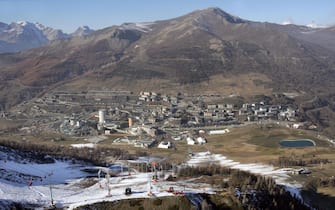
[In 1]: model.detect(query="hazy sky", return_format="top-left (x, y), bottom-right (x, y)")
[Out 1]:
top-left (1, 0), bottom-right (334, 33)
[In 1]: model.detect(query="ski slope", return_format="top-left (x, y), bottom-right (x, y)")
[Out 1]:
top-left (0, 148), bottom-right (302, 209)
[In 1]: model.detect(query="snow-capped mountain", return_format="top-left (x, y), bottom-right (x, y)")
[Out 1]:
top-left (35, 22), bottom-right (70, 40)
top-left (0, 21), bottom-right (94, 53)
top-left (305, 21), bottom-right (327, 29)
top-left (0, 21), bottom-right (48, 51)
top-left (71, 25), bottom-right (94, 37)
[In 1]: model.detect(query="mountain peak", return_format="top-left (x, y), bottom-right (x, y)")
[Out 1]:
top-left (16, 20), bottom-right (29, 26)
top-left (77, 25), bottom-right (91, 30)
top-left (196, 7), bottom-right (245, 24)
top-left (204, 7), bottom-right (227, 14)
top-left (72, 25), bottom-right (94, 37)
top-left (0, 21), bottom-right (69, 53)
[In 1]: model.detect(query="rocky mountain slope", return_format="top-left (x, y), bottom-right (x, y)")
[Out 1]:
top-left (0, 8), bottom-right (335, 112)
top-left (71, 25), bottom-right (95, 37)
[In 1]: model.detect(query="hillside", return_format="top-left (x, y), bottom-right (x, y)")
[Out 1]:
top-left (1, 7), bottom-right (335, 134)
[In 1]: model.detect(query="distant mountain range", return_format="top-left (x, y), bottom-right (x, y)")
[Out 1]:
top-left (0, 21), bottom-right (94, 53)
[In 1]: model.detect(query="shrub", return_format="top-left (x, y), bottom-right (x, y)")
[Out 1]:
top-left (129, 199), bottom-right (141, 207)
top-left (168, 205), bottom-right (179, 210)
top-left (153, 198), bottom-right (162, 206)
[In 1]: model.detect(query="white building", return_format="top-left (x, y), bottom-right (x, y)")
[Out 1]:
top-left (98, 109), bottom-right (106, 124)
top-left (172, 136), bottom-right (182, 141)
top-left (196, 137), bottom-right (207, 144)
top-left (158, 141), bottom-right (172, 149)
top-left (186, 137), bottom-right (196, 145)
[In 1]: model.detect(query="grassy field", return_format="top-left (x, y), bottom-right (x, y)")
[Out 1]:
top-left (2, 123), bottom-right (334, 167)
top-left (203, 124), bottom-right (334, 163)
top-left (202, 124), bottom-right (335, 198)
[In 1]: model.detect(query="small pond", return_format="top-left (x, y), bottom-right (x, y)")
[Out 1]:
top-left (279, 139), bottom-right (316, 148)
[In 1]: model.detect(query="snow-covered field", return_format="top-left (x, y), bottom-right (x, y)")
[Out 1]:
top-left (71, 143), bottom-right (95, 148)
top-left (186, 151), bottom-right (302, 199)
top-left (0, 147), bottom-right (302, 209)
top-left (0, 148), bottom-right (213, 209)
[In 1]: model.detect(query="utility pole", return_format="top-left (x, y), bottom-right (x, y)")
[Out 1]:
top-left (106, 172), bottom-right (111, 197)
top-left (49, 185), bottom-right (54, 206)
top-left (48, 172), bottom-right (54, 206)
top-left (98, 169), bottom-right (103, 189)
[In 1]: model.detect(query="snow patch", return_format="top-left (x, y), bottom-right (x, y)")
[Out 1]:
top-left (71, 143), bottom-right (95, 148)
top-left (16, 21), bottom-right (28, 26)
top-left (120, 22), bottom-right (154, 33)
top-left (306, 21), bottom-right (327, 28)
top-left (186, 152), bottom-right (302, 198)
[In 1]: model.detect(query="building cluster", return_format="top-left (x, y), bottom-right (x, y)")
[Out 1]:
top-left (85, 91), bottom-right (297, 149)
top-left (139, 92), bottom-right (180, 104)
top-left (238, 102), bottom-right (296, 122)
top-left (12, 90), bottom-right (300, 149)
top-left (59, 114), bottom-right (92, 136)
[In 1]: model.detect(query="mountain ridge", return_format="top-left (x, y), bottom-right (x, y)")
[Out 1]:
top-left (0, 21), bottom-right (94, 53)
top-left (0, 7), bottom-right (335, 104)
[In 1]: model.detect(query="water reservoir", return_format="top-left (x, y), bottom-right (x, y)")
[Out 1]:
top-left (279, 139), bottom-right (316, 148)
